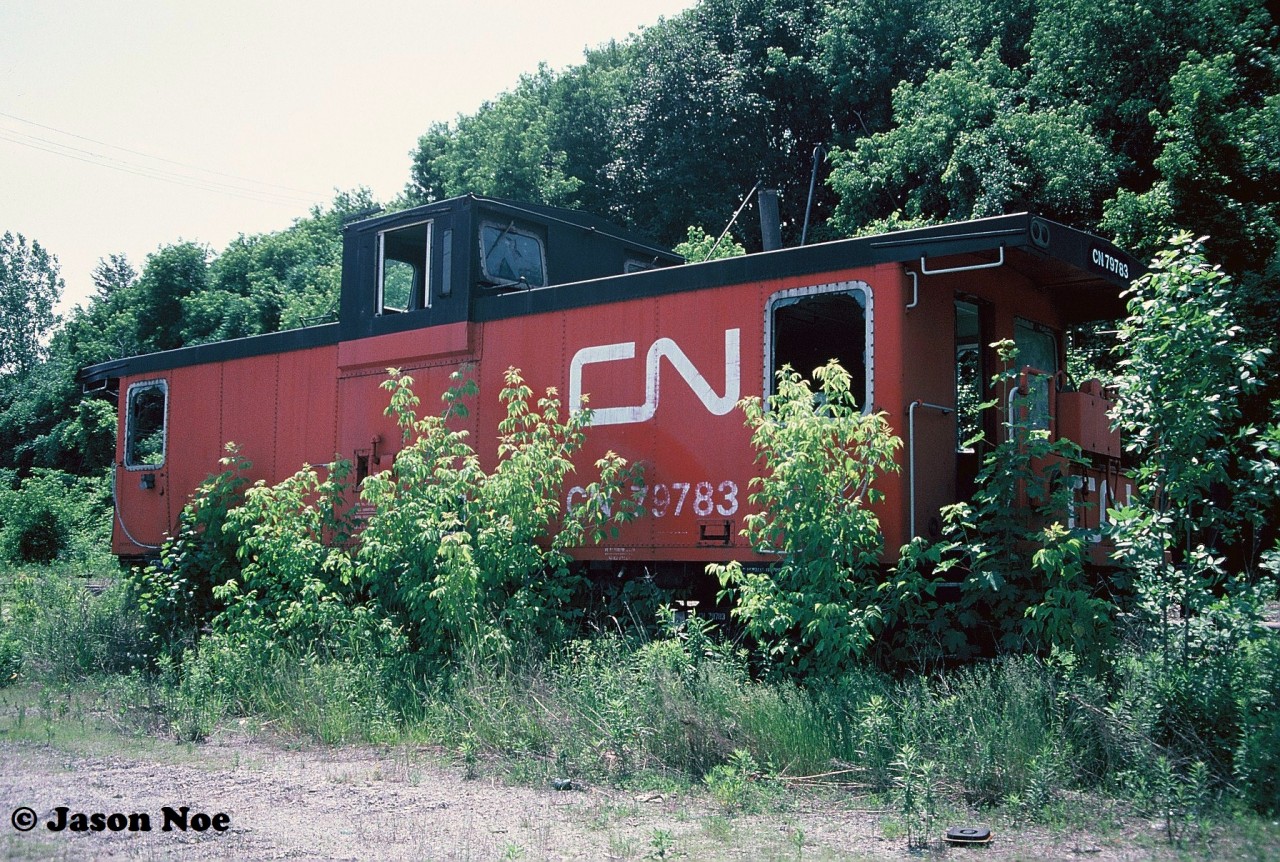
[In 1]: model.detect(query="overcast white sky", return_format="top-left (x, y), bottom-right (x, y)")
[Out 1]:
top-left (0, 1), bottom-right (693, 313)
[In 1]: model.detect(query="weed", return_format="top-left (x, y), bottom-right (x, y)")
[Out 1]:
top-left (789, 825), bottom-right (806, 860)
top-left (459, 731), bottom-right (480, 780)
top-left (701, 815), bottom-right (733, 842)
top-left (891, 743), bottom-right (939, 850)
top-left (608, 832), bottom-right (640, 859)
top-left (704, 748), bottom-right (766, 813)
top-left (647, 828), bottom-right (676, 859)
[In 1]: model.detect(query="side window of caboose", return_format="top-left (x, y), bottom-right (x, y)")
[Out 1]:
top-left (955, 300), bottom-right (984, 448)
top-left (479, 221), bottom-right (546, 288)
top-left (1013, 318), bottom-right (1058, 431)
top-left (125, 380), bottom-right (167, 469)
top-left (378, 220), bottom-right (432, 314)
top-left (768, 285), bottom-right (870, 409)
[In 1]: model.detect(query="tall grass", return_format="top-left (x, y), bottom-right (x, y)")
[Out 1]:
top-left (4, 564), bottom-right (1277, 818)
top-left (0, 563), bottom-right (141, 682)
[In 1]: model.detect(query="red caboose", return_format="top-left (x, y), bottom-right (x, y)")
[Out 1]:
top-left (79, 194), bottom-right (1138, 578)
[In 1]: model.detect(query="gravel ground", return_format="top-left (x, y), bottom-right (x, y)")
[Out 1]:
top-left (0, 730), bottom-right (1272, 861)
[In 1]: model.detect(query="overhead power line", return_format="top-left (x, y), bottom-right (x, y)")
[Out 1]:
top-left (0, 110), bottom-right (329, 207)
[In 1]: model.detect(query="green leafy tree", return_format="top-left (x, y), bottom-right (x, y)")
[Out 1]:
top-left (672, 226), bottom-right (746, 262)
top-left (541, 42), bottom-right (638, 222)
top-left (0, 232), bottom-right (62, 377)
top-left (1101, 50), bottom-right (1280, 354)
top-left (194, 190), bottom-right (375, 341)
top-left (816, 0), bottom-right (944, 136)
top-left (610, 0), bottom-right (830, 247)
top-left (827, 45), bottom-right (1118, 232)
top-left (405, 121), bottom-right (454, 205)
top-left (1027, 0), bottom-right (1272, 181)
top-left (711, 361), bottom-right (901, 679)
top-left (132, 242), bottom-right (210, 353)
top-left (0, 253), bottom-right (140, 475)
top-left (405, 68), bottom-right (582, 208)
top-left (354, 368), bottom-right (641, 667)
top-left (1110, 235), bottom-right (1274, 597)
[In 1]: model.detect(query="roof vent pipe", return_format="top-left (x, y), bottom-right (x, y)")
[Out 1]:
top-left (758, 189), bottom-right (781, 251)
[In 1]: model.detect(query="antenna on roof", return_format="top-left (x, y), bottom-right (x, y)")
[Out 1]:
top-left (705, 181), bottom-right (760, 261)
top-left (800, 144), bottom-right (826, 246)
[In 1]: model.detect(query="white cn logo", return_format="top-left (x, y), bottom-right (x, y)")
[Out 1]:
top-left (569, 329), bottom-right (741, 426)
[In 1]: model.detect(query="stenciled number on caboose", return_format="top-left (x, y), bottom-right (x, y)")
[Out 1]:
top-left (568, 329), bottom-right (741, 426)
top-left (566, 479), bottom-right (740, 519)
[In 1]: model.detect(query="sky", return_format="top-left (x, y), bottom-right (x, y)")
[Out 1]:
top-left (0, 0), bottom-right (694, 314)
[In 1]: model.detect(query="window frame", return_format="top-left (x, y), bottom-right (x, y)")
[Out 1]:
top-left (123, 378), bottom-right (169, 471)
top-left (377, 218), bottom-right (433, 315)
top-left (763, 280), bottom-right (874, 412)
top-left (1012, 317), bottom-right (1060, 432)
top-left (478, 220), bottom-right (548, 288)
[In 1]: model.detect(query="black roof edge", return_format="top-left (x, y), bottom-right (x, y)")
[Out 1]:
top-left (473, 212), bottom-right (1141, 322)
top-left (341, 193), bottom-right (682, 262)
top-left (77, 212), bottom-right (1139, 385)
top-left (77, 322), bottom-right (342, 387)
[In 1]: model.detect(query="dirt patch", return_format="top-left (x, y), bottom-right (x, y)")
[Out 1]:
top-left (0, 731), bottom-right (1263, 861)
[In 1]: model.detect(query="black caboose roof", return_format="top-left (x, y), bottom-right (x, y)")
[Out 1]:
top-left (78, 202), bottom-right (1139, 388)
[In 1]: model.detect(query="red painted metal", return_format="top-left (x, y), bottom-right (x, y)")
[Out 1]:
top-left (99, 205), bottom-right (1135, 573)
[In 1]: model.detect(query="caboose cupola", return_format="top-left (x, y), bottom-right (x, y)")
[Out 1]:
top-left (337, 194), bottom-right (683, 341)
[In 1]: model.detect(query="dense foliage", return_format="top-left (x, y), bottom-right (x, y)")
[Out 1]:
top-left (132, 368), bottom-right (641, 674)
top-left (711, 361), bottom-right (900, 678)
top-left (0, 231), bottom-right (62, 377)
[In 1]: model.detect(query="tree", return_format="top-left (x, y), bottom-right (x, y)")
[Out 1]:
top-left (711, 361), bottom-right (901, 679)
top-left (405, 121), bottom-right (454, 205)
top-left (610, 0), bottom-right (830, 247)
top-left (816, 0), bottom-right (944, 137)
top-left (404, 68), bottom-right (582, 209)
top-left (1112, 235), bottom-right (1274, 570)
top-left (672, 225), bottom-right (746, 262)
top-left (1101, 52), bottom-right (1280, 345)
top-left (90, 254), bottom-right (137, 300)
top-left (0, 232), bottom-right (62, 376)
top-left (826, 45), bottom-right (1119, 232)
top-left (132, 242), bottom-right (210, 353)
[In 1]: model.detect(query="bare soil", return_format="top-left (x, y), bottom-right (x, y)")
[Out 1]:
top-left (3, 727), bottom-right (1269, 862)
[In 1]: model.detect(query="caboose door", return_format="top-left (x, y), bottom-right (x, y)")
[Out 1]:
top-left (114, 378), bottom-right (171, 555)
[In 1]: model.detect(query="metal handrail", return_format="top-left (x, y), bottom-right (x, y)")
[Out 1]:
top-left (908, 399), bottom-right (954, 538)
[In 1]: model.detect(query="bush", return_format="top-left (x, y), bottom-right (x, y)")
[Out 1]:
top-left (129, 445), bottom-right (250, 661)
top-left (134, 367), bottom-right (643, 689)
top-left (0, 565), bottom-right (144, 684)
top-left (0, 469), bottom-right (112, 566)
top-left (353, 366), bottom-right (642, 669)
top-left (711, 361), bottom-right (901, 679)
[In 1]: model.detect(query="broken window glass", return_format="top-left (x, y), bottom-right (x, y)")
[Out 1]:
top-left (769, 286), bottom-right (870, 409)
top-left (480, 222), bottom-right (546, 287)
top-left (125, 381), bottom-right (167, 468)
top-left (378, 220), bottom-right (432, 313)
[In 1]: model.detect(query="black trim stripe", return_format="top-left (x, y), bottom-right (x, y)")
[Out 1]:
top-left (78, 211), bottom-right (1139, 386)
